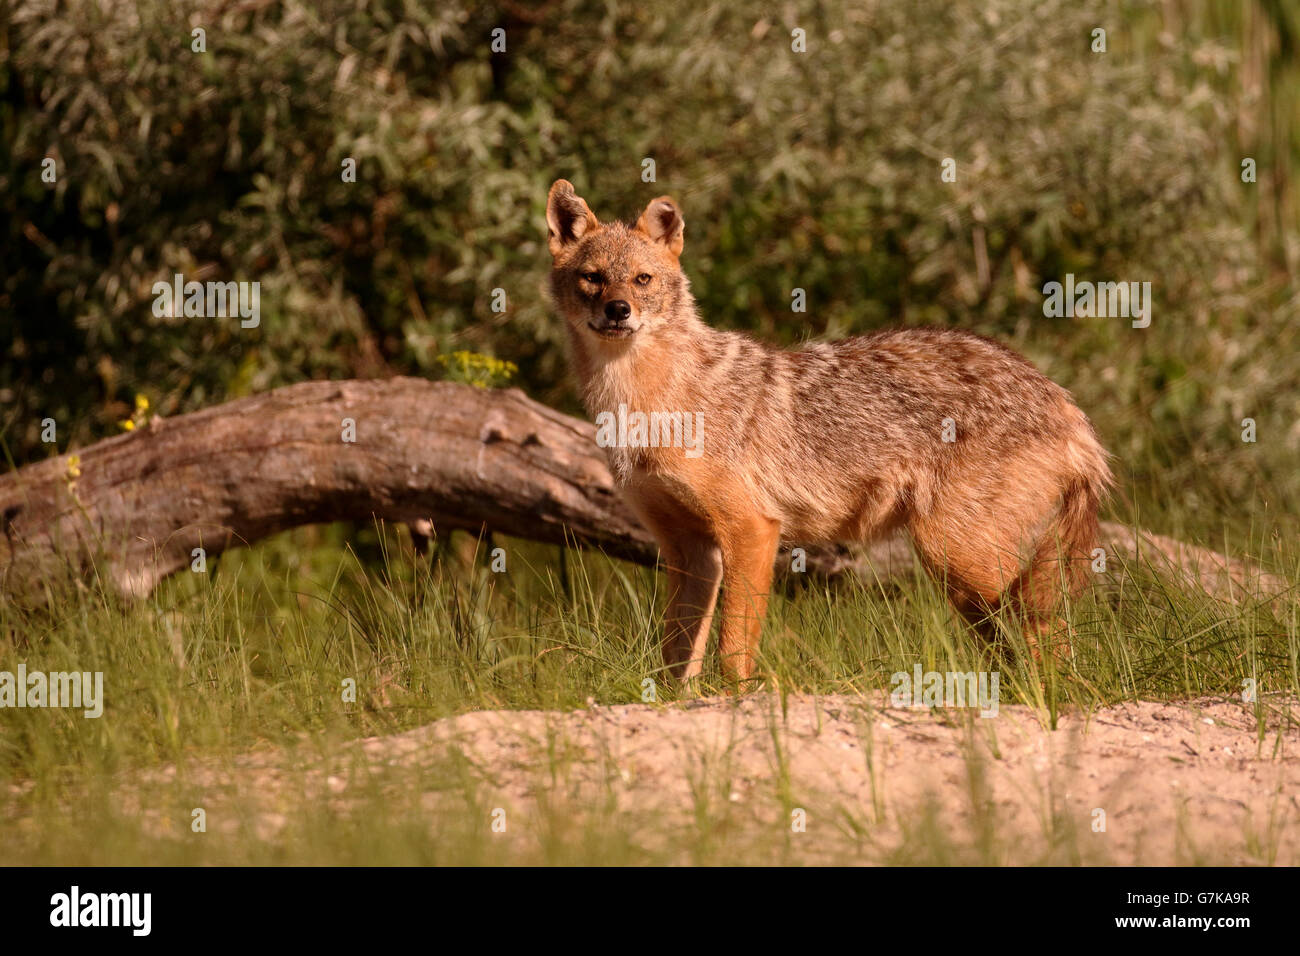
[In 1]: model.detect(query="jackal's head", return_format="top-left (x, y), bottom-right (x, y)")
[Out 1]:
top-left (546, 180), bottom-right (689, 346)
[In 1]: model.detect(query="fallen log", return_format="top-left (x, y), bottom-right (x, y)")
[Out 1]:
top-left (0, 377), bottom-right (1286, 604)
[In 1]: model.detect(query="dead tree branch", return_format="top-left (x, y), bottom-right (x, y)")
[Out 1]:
top-left (0, 378), bottom-right (1286, 604)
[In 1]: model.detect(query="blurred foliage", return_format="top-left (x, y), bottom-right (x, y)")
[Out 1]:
top-left (1, 0), bottom-right (1297, 535)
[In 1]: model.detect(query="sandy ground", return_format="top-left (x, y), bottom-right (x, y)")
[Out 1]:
top-left (128, 691), bottom-right (1300, 864)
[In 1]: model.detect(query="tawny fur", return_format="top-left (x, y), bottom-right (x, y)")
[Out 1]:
top-left (546, 180), bottom-right (1113, 685)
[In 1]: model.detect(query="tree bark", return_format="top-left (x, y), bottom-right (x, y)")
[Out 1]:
top-left (0, 377), bottom-right (1284, 603)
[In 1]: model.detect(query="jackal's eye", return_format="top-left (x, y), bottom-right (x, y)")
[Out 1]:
top-left (635, 273), bottom-right (652, 285)
top-left (580, 271), bottom-right (602, 284)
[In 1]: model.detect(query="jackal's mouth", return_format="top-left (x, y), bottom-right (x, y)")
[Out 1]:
top-left (587, 321), bottom-right (637, 340)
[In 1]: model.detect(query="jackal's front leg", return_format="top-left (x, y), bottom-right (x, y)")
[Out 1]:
top-left (659, 532), bottom-right (723, 685)
top-left (635, 496), bottom-right (723, 685)
top-left (716, 513), bottom-right (782, 687)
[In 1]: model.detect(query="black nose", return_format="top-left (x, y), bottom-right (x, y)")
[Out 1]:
top-left (604, 300), bottom-right (632, 322)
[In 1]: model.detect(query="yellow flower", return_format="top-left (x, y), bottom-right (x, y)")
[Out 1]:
top-left (120, 394), bottom-right (150, 431)
top-left (435, 350), bottom-right (517, 388)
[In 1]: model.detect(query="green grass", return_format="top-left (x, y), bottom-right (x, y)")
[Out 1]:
top-left (1, 513), bottom-right (1295, 865)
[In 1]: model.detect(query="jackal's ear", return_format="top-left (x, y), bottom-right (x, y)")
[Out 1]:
top-left (635, 196), bottom-right (685, 256)
top-left (546, 180), bottom-right (599, 257)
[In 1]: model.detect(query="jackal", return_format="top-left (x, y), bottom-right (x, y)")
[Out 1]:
top-left (546, 179), bottom-right (1112, 685)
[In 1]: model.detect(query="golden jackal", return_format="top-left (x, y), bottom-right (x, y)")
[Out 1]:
top-left (546, 180), bottom-right (1112, 685)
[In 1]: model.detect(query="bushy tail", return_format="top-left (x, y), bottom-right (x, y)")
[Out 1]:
top-left (1015, 431), bottom-right (1113, 616)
